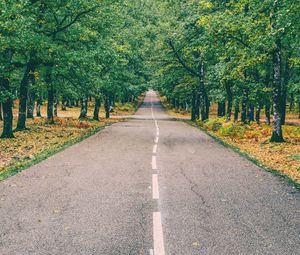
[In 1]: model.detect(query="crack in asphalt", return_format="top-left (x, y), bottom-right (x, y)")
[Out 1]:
top-left (180, 168), bottom-right (209, 207)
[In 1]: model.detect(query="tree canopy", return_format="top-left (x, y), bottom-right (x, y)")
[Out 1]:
top-left (0, 0), bottom-right (299, 141)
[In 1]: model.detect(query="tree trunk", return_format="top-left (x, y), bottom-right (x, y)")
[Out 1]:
top-left (202, 87), bottom-right (210, 121)
top-left (195, 93), bottom-right (200, 120)
top-left (27, 91), bottom-right (35, 119)
top-left (234, 102), bottom-right (239, 121)
top-left (248, 104), bottom-right (255, 122)
top-left (280, 55), bottom-right (290, 125)
top-left (198, 57), bottom-right (209, 121)
top-left (280, 87), bottom-right (287, 125)
top-left (104, 95), bottom-right (110, 119)
top-left (36, 96), bottom-right (42, 117)
top-left (16, 65), bottom-right (31, 130)
top-left (93, 97), bottom-right (101, 121)
top-left (191, 92), bottom-right (196, 121)
top-left (79, 97), bottom-right (88, 119)
top-left (289, 93), bottom-right (294, 112)
top-left (46, 66), bottom-right (54, 123)
top-left (225, 81), bottom-right (233, 122)
top-left (53, 90), bottom-right (58, 117)
top-left (270, 40), bottom-right (284, 142)
top-left (265, 103), bottom-right (271, 125)
top-left (1, 78), bottom-right (14, 138)
top-left (62, 96), bottom-right (67, 111)
top-left (0, 103), bottom-right (3, 121)
top-left (27, 68), bottom-right (36, 119)
top-left (270, 4), bottom-right (284, 142)
top-left (255, 106), bottom-right (261, 124)
top-left (217, 102), bottom-right (226, 117)
top-left (241, 90), bottom-right (248, 123)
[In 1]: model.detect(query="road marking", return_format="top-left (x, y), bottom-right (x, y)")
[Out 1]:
top-left (152, 156), bottom-right (157, 170)
top-left (150, 92), bottom-right (165, 255)
top-left (153, 144), bottom-right (157, 154)
top-left (152, 174), bottom-right (159, 199)
top-left (153, 212), bottom-right (166, 255)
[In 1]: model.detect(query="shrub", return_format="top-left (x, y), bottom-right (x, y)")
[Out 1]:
top-left (219, 123), bottom-right (244, 138)
top-left (203, 118), bottom-right (224, 131)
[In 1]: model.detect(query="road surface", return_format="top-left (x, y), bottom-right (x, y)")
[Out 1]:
top-left (0, 91), bottom-right (299, 255)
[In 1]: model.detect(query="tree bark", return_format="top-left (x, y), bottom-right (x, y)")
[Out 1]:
top-left (280, 54), bottom-right (290, 125)
top-left (104, 95), bottom-right (110, 119)
top-left (62, 96), bottom-right (67, 111)
top-left (53, 90), bottom-right (58, 117)
top-left (27, 68), bottom-right (36, 119)
top-left (1, 78), bottom-right (14, 138)
top-left (46, 66), bottom-right (54, 123)
top-left (36, 95), bottom-right (42, 117)
top-left (270, 4), bottom-right (284, 142)
top-left (79, 97), bottom-right (88, 119)
top-left (16, 64), bottom-right (32, 130)
top-left (202, 87), bottom-right (210, 121)
top-left (225, 80), bottom-right (233, 122)
top-left (255, 106), bottom-right (261, 124)
top-left (270, 40), bottom-right (284, 142)
top-left (241, 90), bottom-right (248, 123)
top-left (195, 92), bottom-right (200, 120)
top-left (27, 92), bottom-right (35, 119)
top-left (198, 56), bottom-right (209, 121)
top-left (248, 104), bottom-right (255, 122)
top-left (234, 102), bottom-right (239, 121)
top-left (265, 103), bottom-right (271, 125)
top-left (280, 86), bottom-right (287, 125)
top-left (0, 103), bottom-right (3, 121)
top-left (289, 93), bottom-right (294, 112)
top-left (93, 97), bottom-right (101, 121)
top-left (191, 92), bottom-right (196, 121)
top-left (217, 102), bottom-right (226, 117)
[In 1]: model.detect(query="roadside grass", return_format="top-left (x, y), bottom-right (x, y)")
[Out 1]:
top-left (0, 96), bottom-right (145, 181)
top-left (160, 97), bottom-right (300, 186)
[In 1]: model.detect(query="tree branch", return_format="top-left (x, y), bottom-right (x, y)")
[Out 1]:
top-left (168, 40), bottom-right (198, 77)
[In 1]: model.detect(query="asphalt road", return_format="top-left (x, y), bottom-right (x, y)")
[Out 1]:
top-left (0, 91), bottom-right (299, 255)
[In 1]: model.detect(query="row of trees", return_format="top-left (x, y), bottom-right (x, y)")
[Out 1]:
top-left (1, 1), bottom-right (299, 142)
top-left (0, 0), bottom-right (151, 138)
top-left (152, 0), bottom-right (300, 142)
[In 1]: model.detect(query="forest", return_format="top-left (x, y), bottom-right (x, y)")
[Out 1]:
top-left (0, 0), bottom-right (150, 139)
top-left (0, 0), bottom-right (299, 143)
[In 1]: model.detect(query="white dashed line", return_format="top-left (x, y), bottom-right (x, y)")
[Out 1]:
top-left (153, 212), bottom-right (166, 255)
top-left (152, 156), bottom-right (157, 170)
top-left (150, 92), bottom-right (165, 255)
top-left (152, 174), bottom-right (159, 199)
top-left (153, 144), bottom-right (157, 154)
